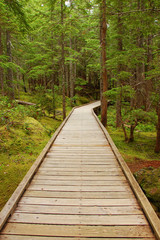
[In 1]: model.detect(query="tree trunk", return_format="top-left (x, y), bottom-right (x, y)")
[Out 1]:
top-left (116, 88), bottom-right (122, 127)
top-left (145, 34), bottom-right (153, 111)
top-left (100, 0), bottom-right (108, 127)
top-left (70, 38), bottom-right (74, 103)
top-left (61, 0), bottom-right (66, 120)
top-left (0, 27), bottom-right (4, 95)
top-left (128, 122), bottom-right (138, 143)
top-left (22, 74), bottom-right (27, 93)
top-left (155, 101), bottom-right (160, 153)
top-left (122, 123), bottom-right (128, 142)
top-left (116, 2), bottom-right (123, 127)
top-left (6, 30), bottom-right (14, 100)
top-left (135, 0), bottom-right (145, 108)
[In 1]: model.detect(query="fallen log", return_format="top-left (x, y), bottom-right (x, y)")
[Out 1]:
top-left (16, 100), bottom-right (36, 106)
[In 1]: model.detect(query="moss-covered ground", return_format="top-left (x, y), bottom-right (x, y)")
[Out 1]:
top-left (107, 105), bottom-right (160, 217)
top-left (0, 115), bottom-right (61, 210)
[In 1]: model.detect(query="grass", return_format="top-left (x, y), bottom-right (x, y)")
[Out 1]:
top-left (107, 105), bottom-right (160, 163)
top-left (107, 127), bottom-right (160, 163)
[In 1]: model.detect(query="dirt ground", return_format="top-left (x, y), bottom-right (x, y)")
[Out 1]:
top-left (127, 160), bottom-right (160, 173)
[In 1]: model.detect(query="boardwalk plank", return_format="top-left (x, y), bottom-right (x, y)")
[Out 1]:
top-left (15, 205), bottom-right (142, 215)
top-left (31, 179), bottom-right (128, 186)
top-left (28, 184), bottom-right (129, 192)
top-left (0, 236), bottom-right (156, 240)
top-left (34, 175), bottom-right (126, 181)
top-left (19, 197), bottom-right (138, 206)
top-left (1, 224), bottom-right (154, 238)
top-left (24, 190), bottom-right (133, 199)
top-left (9, 213), bottom-right (147, 225)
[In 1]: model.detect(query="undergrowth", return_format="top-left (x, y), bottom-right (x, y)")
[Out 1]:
top-left (107, 106), bottom-right (160, 162)
top-left (0, 95), bottom-right (62, 210)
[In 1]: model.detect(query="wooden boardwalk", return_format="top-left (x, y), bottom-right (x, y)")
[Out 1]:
top-left (0, 102), bottom-right (160, 239)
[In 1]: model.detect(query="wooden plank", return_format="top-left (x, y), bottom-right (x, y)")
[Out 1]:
top-left (28, 184), bottom-right (128, 192)
top-left (37, 171), bottom-right (123, 176)
top-left (31, 179), bottom-right (128, 186)
top-left (1, 223), bottom-right (155, 238)
top-left (38, 167), bottom-right (121, 172)
top-left (15, 204), bottom-right (142, 215)
top-left (34, 175), bottom-right (126, 181)
top-left (19, 197), bottom-right (138, 206)
top-left (0, 236), bottom-right (156, 240)
top-left (41, 162), bottom-right (119, 166)
top-left (9, 213), bottom-right (147, 225)
top-left (24, 190), bottom-right (133, 199)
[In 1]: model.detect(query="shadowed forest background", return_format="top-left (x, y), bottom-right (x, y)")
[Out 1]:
top-left (0, 0), bottom-right (160, 217)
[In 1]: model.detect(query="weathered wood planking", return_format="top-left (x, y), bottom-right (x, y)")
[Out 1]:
top-left (0, 237), bottom-right (156, 240)
top-left (1, 224), bottom-right (155, 238)
top-left (0, 101), bottom-right (159, 239)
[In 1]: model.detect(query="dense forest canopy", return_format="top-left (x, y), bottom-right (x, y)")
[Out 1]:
top-left (0, 0), bottom-right (160, 152)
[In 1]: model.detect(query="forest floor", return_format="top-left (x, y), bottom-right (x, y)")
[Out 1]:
top-left (107, 125), bottom-right (160, 218)
top-left (127, 160), bottom-right (160, 173)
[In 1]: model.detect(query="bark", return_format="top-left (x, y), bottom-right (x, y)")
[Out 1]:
top-left (100, 0), bottom-right (108, 127)
top-left (6, 30), bottom-right (14, 99)
top-left (155, 101), bottom-right (160, 153)
top-left (61, 0), bottom-right (66, 120)
top-left (135, 0), bottom-right (145, 108)
top-left (116, 2), bottom-right (123, 127)
top-left (22, 74), bottom-right (27, 93)
top-left (51, 5), bottom-right (56, 118)
top-left (128, 121), bottom-right (138, 143)
top-left (122, 123), bottom-right (128, 142)
top-left (145, 35), bottom-right (153, 111)
top-left (0, 27), bottom-right (4, 95)
top-left (70, 38), bottom-right (74, 102)
top-left (116, 87), bottom-right (122, 127)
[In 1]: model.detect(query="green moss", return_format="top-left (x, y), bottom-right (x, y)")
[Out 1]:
top-left (107, 127), bottom-right (160, 163)
top-left (134, 168), bottom-right (160, 212)
top-left (0, 115), bottom-right (61, 211)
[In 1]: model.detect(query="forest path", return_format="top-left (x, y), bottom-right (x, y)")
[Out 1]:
top-left (0, 102), bottom-right (159, 239)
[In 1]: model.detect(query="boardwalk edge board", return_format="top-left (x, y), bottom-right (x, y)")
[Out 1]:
top-left (92, 105), bottom-right (160, 240)
top-left (0, 107), bottom-right (76, 232)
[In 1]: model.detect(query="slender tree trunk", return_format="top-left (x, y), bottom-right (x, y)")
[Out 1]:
top-left (0, 27), bottom-right (4, 95)
top-left (70, 38), bottom-right (74, 102)
top-left (22, 74), bottom-right (27, 93)
top-left (100, 0), bottom-right (108, 127)
top-left (61, 0), bottom-right (66, 120)
top-left (135, 0), bottom-right (145, 108)
top-left (155, 101), bottom-right (160, 153)
top-left (51, 7), bottom-right (56, 118)
top-left (145, 34), bottom-right (153, 111)
top-left (122, 123), bottom-right (128, 142)
top-left (116, 2), bottom-right (123, 127)
top-left (116, 87), bottom-right (122, 127)
top-left (128, 121), bottom-right (138, 143)
top-left (6, 30), bottom-right (14, 99)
